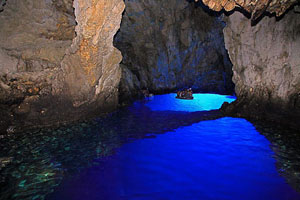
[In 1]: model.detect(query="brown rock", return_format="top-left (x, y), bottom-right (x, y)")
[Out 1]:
top-left (14, 102), bottom-right (30, 115)
top-left (62, 0), bottom-right (125, 106)
top-left (200, 0), bottom-right (298, 20)
top-left (222, 8), bottom-right (300, 125)
top-left (0, 0), bottom-right (125, 127)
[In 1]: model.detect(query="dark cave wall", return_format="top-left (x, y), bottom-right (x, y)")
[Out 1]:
top-left (222, 8), bottom-right (300, 124)
top-left (114, 0), bottom-right (234, 102)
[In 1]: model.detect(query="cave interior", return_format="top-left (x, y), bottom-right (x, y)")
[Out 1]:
top-left (0, 0), bottom-right (300, 199)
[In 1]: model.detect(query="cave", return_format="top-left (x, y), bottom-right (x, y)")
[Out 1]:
top-left (114, 0), bottom-right (235, 103)
top-left (0, 0), bottom-right (300, 199)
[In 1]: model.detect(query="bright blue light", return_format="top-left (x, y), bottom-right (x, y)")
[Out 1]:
top-left (143, 93), bottom-right (236, 112)
top-left (48, 94), bottom-right (300, 200)
top-left (49, 118), bottom-right (300, 200)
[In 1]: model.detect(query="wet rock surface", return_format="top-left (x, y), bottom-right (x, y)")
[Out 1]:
top-left (115, 0), bottom-right (234, 103)
top-left (221, 8), bottom-right (300, 127)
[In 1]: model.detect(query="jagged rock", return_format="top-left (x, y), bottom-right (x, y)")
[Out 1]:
top-left (222, 9), bottom-right (300, 126)
top-left (0, 0), bottom-right (76, 112)
top-left (199, 0), bottom-right (298, 22)
top-left (62, 0), bottom-right (125, 107)
top-left (115, 0), bottom-right (234, 101)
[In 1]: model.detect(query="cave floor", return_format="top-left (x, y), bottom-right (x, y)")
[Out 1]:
top-left (0, 94), bottom-right (300, 200)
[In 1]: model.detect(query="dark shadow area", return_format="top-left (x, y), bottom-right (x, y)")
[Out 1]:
top-left (114, 0), bottom-right (235, 105)
top-left (252, 120), bottom-right (300, 193)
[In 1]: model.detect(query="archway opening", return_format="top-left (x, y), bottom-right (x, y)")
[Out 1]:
top-left (113, 0), bottom-right (235, 104)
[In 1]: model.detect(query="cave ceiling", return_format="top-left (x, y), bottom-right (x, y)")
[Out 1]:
top-left (196, 0), bottom-right (299, 23)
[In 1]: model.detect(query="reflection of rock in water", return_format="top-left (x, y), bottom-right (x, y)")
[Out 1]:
top-left (1, 100), bottom-right (300, 199)
top-left (253, 121), bottom-right (300, 192)
top-left (0, 106), bottom-right (222, 199)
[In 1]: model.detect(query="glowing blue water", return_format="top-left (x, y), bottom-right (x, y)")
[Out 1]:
top-left (47, 94), bottom-right (300, 200)
top-left (143, 93), bottom-right (236, 111)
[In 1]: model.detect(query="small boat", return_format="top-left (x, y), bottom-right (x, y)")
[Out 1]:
top-left (176, 96), bottom-right (194, 100)
top-left (176, 89), bottom-right (194, 100)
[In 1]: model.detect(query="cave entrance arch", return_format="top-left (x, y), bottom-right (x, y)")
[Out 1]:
top-left (113, 0), bottom-right (235, 103)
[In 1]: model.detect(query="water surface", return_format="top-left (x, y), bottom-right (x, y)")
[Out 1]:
top-left (143, 93), bottom-right (235, 111)
top-left (0, 93), bottom-right (299, 200)
top-left (48, 117), bottom-right (300, 200)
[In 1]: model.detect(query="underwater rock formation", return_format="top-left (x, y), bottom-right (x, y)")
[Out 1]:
top-left (0, 0), bottom-right (125, 129)
top-left (221, 8), bottom-right (300, 127)
top-left (115, 0), bottom-right (234, 103)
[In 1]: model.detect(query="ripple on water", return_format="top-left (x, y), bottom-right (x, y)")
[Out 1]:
top-left (47, 117), bottom-right (300, 200)
top-left (0, 94), bottom-right (299, 200)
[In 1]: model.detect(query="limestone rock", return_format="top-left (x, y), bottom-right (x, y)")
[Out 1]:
top-left (62, 0), bottom-right (125, 107)
top-left (0, 0), bottom-right (76, 106)
top-left (199, 0), bottom-right (298, 22)
top-left (222, 9), bottom-right (300, 125)
top-left (0, 0), bottom-right (125, 128)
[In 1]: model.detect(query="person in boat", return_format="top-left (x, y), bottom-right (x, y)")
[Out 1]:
top-left (187, 88), bottom-right (193, 97)
top-left (176, 88), bottom-right (193, 99)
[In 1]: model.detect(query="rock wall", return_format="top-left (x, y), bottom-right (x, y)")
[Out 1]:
top-left (61, 0), bottom-right (124, 108)
top-left (0, 0), bottom-right (125, 129)
top-left (200, 0), bottom-right (298, 23)
top-left (0, 0), bottom-right (6, 12)
top-left (222, 9), bottom-right (300, 126)
top-left (115, 0), bottom-right (234, 103)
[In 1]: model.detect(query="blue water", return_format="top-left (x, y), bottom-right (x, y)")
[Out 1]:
top-left (47, 94), bottom-right (300, 200)
top-left (143, 93), bottom-right (236, 111)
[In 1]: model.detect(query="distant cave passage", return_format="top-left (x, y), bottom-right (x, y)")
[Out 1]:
top-left (114, 0), bottom-right (235, 103)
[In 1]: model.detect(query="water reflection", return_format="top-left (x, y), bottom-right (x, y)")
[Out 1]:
top-left (143, 93), bottom-right (236, 111)
top-left (47, 117), bottom-right (300, 200)
top-left (0, 94), bottom-right (299, 200)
